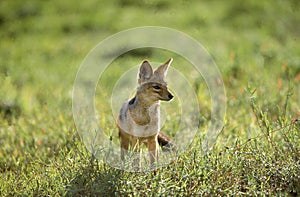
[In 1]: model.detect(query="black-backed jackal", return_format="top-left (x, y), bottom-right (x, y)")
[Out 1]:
top-left (117, 58), bottom-right (174, 169)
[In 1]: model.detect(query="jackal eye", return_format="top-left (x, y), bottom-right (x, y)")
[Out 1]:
top-left (152, 85), bottom-right (161, 90)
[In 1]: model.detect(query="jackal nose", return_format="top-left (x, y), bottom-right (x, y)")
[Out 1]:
top-left (168, 94), bottom-right (174, 100)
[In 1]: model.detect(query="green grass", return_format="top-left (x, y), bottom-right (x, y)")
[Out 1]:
top-left (1, 0), bottom-right (300, 196)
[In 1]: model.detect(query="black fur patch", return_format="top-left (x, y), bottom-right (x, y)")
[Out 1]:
top-left (119, 106), bottom-right (126, 120)
top-left (119, 113), bottom-right (124, 121)
top-left (129, 96), bottom-right (136, 105)
top-left (119, 101), bottom-right (128, 121)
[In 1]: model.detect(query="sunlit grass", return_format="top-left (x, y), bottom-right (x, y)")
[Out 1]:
top-left (0, 0), bottom-right (300, 195)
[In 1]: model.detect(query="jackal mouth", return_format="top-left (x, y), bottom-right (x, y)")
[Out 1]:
top-left (168, 93), bottom-right (174, 100)
top-left (160, 93), bottom-right (174, 101)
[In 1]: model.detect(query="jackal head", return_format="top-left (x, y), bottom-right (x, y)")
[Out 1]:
top-left (137, 58), bottom-right (174, 102)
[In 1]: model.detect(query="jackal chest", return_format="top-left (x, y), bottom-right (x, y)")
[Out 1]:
top-left (131, 120), bottom-right (159, 137)
top-left (119, 103), bottom-right (160, 137)
top-left (130, 104), bottom-right (159, 137)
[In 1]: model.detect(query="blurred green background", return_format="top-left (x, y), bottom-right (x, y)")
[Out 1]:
top-left (1, 0), bottom-right (299, 114)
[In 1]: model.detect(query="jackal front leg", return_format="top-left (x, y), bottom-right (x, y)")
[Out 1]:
top-left (148, 136), bottom-right (158, 167)
top-left (130, 137), bottom-right (141, 171)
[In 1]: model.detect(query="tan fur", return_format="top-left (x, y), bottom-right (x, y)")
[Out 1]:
top-left (118, 58), bottom-right (174, 169)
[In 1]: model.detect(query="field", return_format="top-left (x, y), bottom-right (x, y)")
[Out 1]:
top-left (1, 0), bottom-right (300, 196)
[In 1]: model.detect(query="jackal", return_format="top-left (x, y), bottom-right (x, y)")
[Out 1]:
top-left (117, 58), bottom-right (174, 168)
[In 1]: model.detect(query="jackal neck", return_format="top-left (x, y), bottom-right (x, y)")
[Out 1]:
top-left (128, 95), bottom-right (159, 125)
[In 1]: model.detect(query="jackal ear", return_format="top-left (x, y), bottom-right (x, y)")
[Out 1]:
top-left (139, 60), bottom-right (153, 82)
top-left (154, 58), bottom-right (173, 78)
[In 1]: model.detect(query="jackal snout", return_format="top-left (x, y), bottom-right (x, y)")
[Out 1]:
top-left (153, 83), bottom-right (173, 101)
top-left (137, 81), bottom-right (173, 103)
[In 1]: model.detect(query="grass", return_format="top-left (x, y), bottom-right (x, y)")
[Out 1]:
top-left (1, 0), bottom-right (300, 196)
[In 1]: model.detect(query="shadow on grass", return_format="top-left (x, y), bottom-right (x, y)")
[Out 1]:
top-left (65, 159), bottom-right (123, 197)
